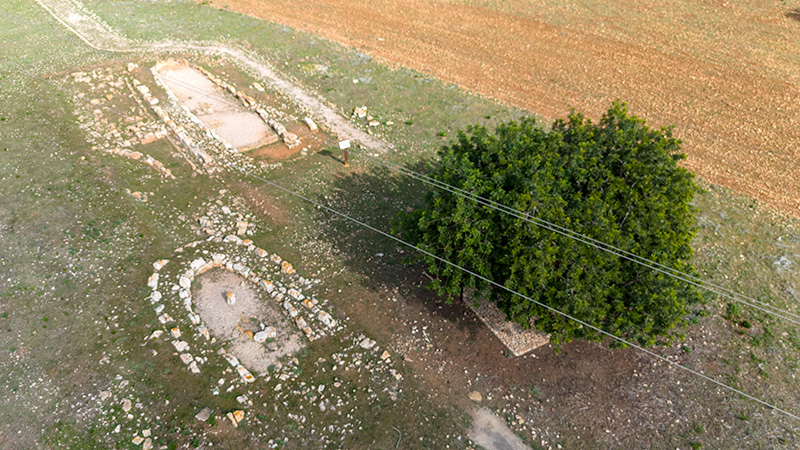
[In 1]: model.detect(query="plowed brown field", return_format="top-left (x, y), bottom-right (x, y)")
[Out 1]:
top-left (208, 0), bottom-right (800, 217)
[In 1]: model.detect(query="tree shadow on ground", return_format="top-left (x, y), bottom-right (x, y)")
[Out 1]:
top-left (786, 8), bottom-right (800, 22)
top-left (314, 158), bottom-right (484, 335)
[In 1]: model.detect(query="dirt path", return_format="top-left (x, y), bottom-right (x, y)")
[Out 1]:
top-left (34, 0), bottom-right (392, 153)
top-left (468, 407), bottom-right (532, 450)
top-left (206, 0), bottom-right (800, 218)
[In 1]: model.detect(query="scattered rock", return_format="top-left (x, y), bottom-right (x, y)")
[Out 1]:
top-left (253, 327), bottom-right (276, 343)
top-left (469, 391), bottom-right (483, 402)
top-left (233, 410), bottom-right (245, 423)
top-left (227, 412), bottom-right (238, 428)
top-left (172, 340), bottom-right (189, 352)
top-left (303, 117), bottom-right (318, 131)
top-left (195, 407), bottom-right (212, 422)
top-left (359, 337), bottom-right (376, 349)
top-left (122, 399), bottom-right (132, 412)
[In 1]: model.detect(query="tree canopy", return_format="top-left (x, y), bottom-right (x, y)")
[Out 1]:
top-left (396, 102), bottom-right (703, 348)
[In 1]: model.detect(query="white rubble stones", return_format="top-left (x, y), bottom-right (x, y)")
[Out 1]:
top-left (222, 352), bottom-right (240, 367)
top-left (253, 327), bottom-right (276, 343)
top-left (149, 291), bottom-right (162, 303)
top-left (259, 279), bottom-right (274, 293)
top-left (144, 201), bottom-right (349, 391)
top-left (172, 340), bottom-right (189, 352)
top-left (284, 301), bottom-right (299, 318)
top-left (190, 257), bottom-right (207, 272)
top-left (226, 291), bottom-right (237, 305)
top-left (303, 117), bottom-right (318, 131)
top-left (302, 298), bottom-right (317, 309)
top-left (318, 311), bottom-right (336, 328)
top-left (227, 410), bottom-right (246, 428)
top-left (236, 220), bottom-right (249, 235)
top-left (122, 398), bottom-right (132, 413)
top-left (147, 273), bottom-right (159, 289)
top-left (132, 436), bottom-right (144, 446)
top-left (142, 438), bottom-right (153, 450)
top-left (198, 325), bottom-right (210, 341)
top-left (359, 337), bottom-right (376, 349)
top-left (125, 189), bottom-right (148, 202)
top-left (237, 366), bottom-right (256, 383)
top-left (224, 234), bottom-right (242, 245)
top-left (157, 313), bottom-right (173, 324)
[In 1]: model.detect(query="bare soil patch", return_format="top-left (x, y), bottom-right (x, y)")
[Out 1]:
top-left (208, 0), bottom-right (800, 217)
top-left (469, 407), bottom-right (531, 450)
top-left (193, 268), bottom-right (303, 374)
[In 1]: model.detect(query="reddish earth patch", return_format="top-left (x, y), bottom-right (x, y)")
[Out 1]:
top-left (205, 0), bottom-right (800, 218)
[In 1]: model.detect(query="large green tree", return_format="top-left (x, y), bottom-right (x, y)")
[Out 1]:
top-left (396, 102), bottom-right (703, 347)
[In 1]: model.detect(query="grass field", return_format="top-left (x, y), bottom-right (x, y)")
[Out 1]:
top-left (1, 0), bottom-right (799, 448)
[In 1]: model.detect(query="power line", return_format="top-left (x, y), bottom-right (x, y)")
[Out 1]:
top-left (225, 161), bottom-right (800, 423)
top-left (3, 28), bottom-right (799, 424)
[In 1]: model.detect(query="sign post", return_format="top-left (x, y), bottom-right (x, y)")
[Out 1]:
top-left (338, 140), bottom-right (351, 167)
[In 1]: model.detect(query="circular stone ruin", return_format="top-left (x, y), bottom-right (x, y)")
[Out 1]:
top-left (145, 229), bottom-right (341, 385)
top-left (192, 267), bottom-right (303, 374)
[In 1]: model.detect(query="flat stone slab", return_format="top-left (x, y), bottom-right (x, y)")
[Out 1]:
top-left (466, 294), bottom-right (549, 357)
top-left (195, 407), bottom-right (212, 422)
top-left (158, 61), bottom-right (277, 151)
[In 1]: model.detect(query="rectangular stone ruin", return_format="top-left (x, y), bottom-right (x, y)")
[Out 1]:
top-left (465, 294), bottom-right (550, 356)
